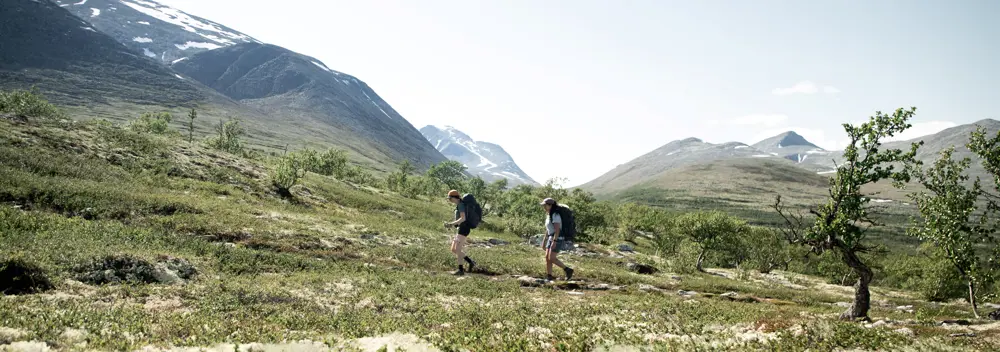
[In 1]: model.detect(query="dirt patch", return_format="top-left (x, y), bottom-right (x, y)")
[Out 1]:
top-left (143, 296), bottom-right (188, 313)
top-left (432, 293), bottom-right (485, 311)
top-left (0, 327), bottom-right (28, 344)
top-left (0, 258), bottom-right (54, 295)
top-left (338, 332), bottom-right (441, 352)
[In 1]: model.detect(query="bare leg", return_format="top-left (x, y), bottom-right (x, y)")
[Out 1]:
top-left (452, 235), bottom-right (467, 268)
top-left (545, 252), bottom-right (554, 278)
top-left (547, 251), bottom-right (566, 269)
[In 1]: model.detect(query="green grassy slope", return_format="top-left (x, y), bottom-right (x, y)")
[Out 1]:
top-left (603, 158), bottom-right (923, 250)
top-left (0, 108), bottom-right (997, 351)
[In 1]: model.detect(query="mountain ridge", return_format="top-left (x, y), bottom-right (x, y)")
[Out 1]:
top-left (580, 119), bottom-right (1000, 203)
top-left (420, 125), bottom-right (538, 186)
top-left (172, 42), bottom-right (448, 171)
top-left (0, 0), bottom-right (217, 106)
top-left (54, 0), bottom-right (260, 65)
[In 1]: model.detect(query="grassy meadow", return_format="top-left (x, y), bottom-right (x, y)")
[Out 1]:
top-left (0, 91), bottom-right (998, 351)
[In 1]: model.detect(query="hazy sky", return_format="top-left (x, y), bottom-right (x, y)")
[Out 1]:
top-left (159, 0), bottom-right (998, 186)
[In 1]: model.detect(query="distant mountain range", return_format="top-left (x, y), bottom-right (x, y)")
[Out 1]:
top-left (4, 0), bottom-right (448, 172)
top-left (420, 125), bottom-right (538, 186)
top-left (580, 119), bottom-right (1000, 201)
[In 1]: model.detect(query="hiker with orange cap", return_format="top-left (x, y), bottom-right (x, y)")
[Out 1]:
top-left (444, 190), bottom-right (481, 276)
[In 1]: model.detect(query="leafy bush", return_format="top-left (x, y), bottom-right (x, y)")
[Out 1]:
top-left (95, 119), bottom-right (169, 155)
top-left (271, 154), bottom-right (305, 197)
top-left (740, 226), bottom-right (794, 273)
top-left (425, 160), bottom-right (467, 191)
top-left (669, 239), bottom-right (704, 274)
top-left (385, 160), bottom-right (416, 193)
top-left (615, 202), bottom-right (664, 243)
top-left (0, 87), bottom-right (64, 119)
top-left (206, 118), bottom-right (245, 154)
top-left (343, 164), bottom-right (376, 186)
top-left (878, 245), bottom-right (967, 302)
top-left (675, 211), bottom-right (748, 272)
top-left (129, 111), bottom-right (174, 134)
top-left (319, 148), bottom-right (350, 178)
top-left (404, 175), bottom-right (447, 198)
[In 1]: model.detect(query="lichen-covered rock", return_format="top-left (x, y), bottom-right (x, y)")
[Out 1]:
top-left (624, 262), bottom-right (658, 275)
top-left (74, 254), bottom-right (197, 285)
top-left (527, 234), bottom-right (545, 247)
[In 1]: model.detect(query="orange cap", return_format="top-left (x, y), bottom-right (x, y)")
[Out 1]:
top-left (447, 190), bottom-right (460, 198)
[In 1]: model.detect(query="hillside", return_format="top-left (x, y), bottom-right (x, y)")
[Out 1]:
top-left (420, 125), bottom-right (538, 186)
top-left (795, 119), bottom-right (1000, 181)
top-left (0, 0), bottom-right (409, 171)
top-left (171, 43), bottom-right (448, 171)
top-left (1, 96), bottom-right (997, 351)
top-left (0, 0), bottom-right (206, 106)
top-left (54, 0), bottom-right (260, 64)
top-left (579, 137), bottom-right (789, 195)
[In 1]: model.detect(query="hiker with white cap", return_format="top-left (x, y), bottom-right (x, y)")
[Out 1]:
top-left (541, 197), bottom-right (575, 281)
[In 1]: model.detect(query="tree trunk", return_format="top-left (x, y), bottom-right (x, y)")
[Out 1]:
top-left (969, 280), bottom-right (980, 319)
top-left (696, 249), bottom-right (707, 273)
top-left (839, 248), bottom-right (873, 321)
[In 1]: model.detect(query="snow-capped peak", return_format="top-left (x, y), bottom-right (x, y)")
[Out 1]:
top-left (54, 0), bottom-right (260, 64)
top-left (420, 125), bottom-right (538, 186)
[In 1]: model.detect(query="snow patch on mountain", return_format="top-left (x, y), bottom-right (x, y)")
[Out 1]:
top-left (133, 37), bottom-right (152, 43)
top-left (90, 8), bottom-right (100, 17)
top-left (175, 41), bottom-right (221, 50)
top-left (142, 48), bottom-right (156, 57)
top-left (420, 125), bottom-right (538, 186)
top-left (360, 90), bottom-right (392, 120)
top-left (119, 0), bottom-right (255, 45)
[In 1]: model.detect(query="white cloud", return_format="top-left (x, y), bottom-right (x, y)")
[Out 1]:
top-left (885, 121), bottom-right (958, 142)
top-left (772, 81), bottom-right (840, 95)
top-left (729, 114), bottom-right (788, 127)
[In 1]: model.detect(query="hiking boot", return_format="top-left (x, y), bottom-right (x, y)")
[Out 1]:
top-left (452, 266), bottom-right (465, 276)
top-left (545, 275), bottom-right (556, 282)
top-left (464, 257), bottom-right (476, 273)
top-left (564, 267), bottom-right (575, 281)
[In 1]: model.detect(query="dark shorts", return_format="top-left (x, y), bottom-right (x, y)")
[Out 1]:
top-left (457, 223), bottom-right (471, 236)
top-left (544, 236), bottom-right (564, 253)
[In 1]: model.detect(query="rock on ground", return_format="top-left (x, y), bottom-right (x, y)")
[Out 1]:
top-left (74, 255), bottom-right (197, 286)
top-left (624, 262), bottom-right (657, 275)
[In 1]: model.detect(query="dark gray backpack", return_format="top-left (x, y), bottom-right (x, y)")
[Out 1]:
top-left (462, 193), bottom-right (482, 228)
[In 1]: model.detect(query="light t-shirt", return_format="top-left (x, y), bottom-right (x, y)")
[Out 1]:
top-left (545, 213), bottom-right (562, 237)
